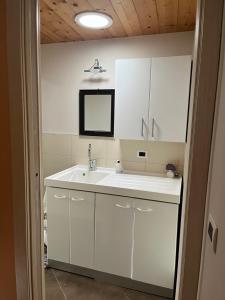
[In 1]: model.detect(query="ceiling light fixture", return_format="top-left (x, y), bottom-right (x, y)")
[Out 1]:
top-left (75, 11), bottom-right (113, 29)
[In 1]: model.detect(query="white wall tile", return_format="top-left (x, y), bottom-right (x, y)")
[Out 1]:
top-left (120, 140), bottom-right (148, 162)
top-left (105, 139), bottom-right (121, 160)
top-left (42, 153), bottom-right (73, 178)
top-left (42, 133), bottom-right (186, 177)
top-left (42, 133), bottom-right (72, 157)
top-left (122, 160), bottom-right (146, 172)
top-left (146, 163), bottom-right (169, 174)
top-left (147, 142), bottom-right (185, 165)
top-left (72, 136), bottom-right (106, 159)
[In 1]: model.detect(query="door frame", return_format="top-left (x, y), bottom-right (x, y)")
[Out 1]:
top-left (6, 0), bottom-right (43, 299)
top-left (197, 1), bottom-right (225, 298)
top-left (5, 0), bottom-right (224, 299)
top-left (176, 0), bottom-right (224, 299)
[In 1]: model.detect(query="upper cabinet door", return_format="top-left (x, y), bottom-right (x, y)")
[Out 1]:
top-left (115, 59), bottom-right (151, 140)
top-left (149, 56), bottom-right (192, 142)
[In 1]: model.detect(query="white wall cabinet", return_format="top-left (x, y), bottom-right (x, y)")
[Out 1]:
top-left (47, 187), bottom-right (70, 263)
top-left (149, 56), bottom-right (192, 142)
top-left (133, 199), bottom-right (179, 289)
top-left (70, 190), bottom-right (95, 269)
top-left (95, 194), bottom-right (133, 278)
top-left (115, 56), bottom-right (191, 142)
top-left (115, 58), bottom-right (151, 140)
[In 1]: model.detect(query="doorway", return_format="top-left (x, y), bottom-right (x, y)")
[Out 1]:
top-left (3, 0), bottom-right (225, 300)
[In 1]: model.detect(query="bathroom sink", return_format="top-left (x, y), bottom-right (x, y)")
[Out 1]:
top-left (45, 165), bottom-right (182, 204)
top-left (46, 166), bottom-right (110, 185)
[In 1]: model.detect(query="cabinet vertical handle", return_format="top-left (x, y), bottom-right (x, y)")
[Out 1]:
top-left (141, 117), bottom-right (144, 137)
top-left (151, 118), bottom-right (155, 139)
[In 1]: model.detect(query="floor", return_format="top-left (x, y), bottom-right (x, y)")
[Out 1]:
top-left (45, 268), bottom-right (169, 300)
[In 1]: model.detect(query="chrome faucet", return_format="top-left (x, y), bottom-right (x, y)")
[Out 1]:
top-left (88, 144), bottom-right (97, 171)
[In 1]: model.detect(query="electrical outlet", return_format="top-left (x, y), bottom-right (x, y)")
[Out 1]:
top-left (137, 151), bottom-right (148, 159)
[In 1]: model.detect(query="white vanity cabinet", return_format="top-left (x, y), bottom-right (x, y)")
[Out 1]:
top-left (95, 194), bottom-right (133, 278)
top-left (132, 199), bottom-right (179, 289)
top-left (70, 190), bottom-right (95, 269)
top-left (115, 56), bottom-right (192, 142)
top-left (47, 187), bottom-right (95, 268)
top-left (46, 165), bottom-right (181, 298)
top-left (47, 187), bottom-right (179, 291)
top-left (115, 58), bottom-right (151, 140)
top-left (149, 56), bottom-right (192, 142)
top-left (47, 187), bottom-right (70, 263)
top-left (94, 193), bottom-right (178, 288)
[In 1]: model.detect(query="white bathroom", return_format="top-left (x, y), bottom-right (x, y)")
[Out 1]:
top-left (41, 2), bottom-right (196, 299)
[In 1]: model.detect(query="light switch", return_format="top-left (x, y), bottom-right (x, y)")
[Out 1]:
top-left (208, 215), bottom-right (218, 253)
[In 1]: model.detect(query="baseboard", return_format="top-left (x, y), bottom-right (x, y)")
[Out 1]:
top-left (48, 259), bottom-right (173, 299)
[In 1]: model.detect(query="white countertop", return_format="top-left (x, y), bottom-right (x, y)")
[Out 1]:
top-left (44, 165), bottom-right (182, 204)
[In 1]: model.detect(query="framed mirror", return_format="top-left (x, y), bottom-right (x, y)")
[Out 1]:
top-left (79, 89), bottom-right (115, 137)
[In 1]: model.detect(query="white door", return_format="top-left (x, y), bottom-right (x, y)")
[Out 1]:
top-left (149, 56), bottom-right (192, 142)
top-left (133, 199), bottom-right (179, 289)
top-left (47, 187), bottom-right (70, 263)
top-left (70, 190), bottom-right (95, 269)
top-left (95, 194), bottom-right (133, 278)
top-left (115, 58), bottom-right (151, 140)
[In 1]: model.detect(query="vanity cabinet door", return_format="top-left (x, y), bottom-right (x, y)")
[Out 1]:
top-left (70, 190), bottom-right (95, 269)
top-left (47, 187), bottom-right (70, 263)
top-left (115, 58), bottom-right (151, 140)
top-left (95, 194), bottom-right (133, 278)
top-left (133, 199), bottom-right (179, 289)
top-left (149, 55), bottom-right (192, 142)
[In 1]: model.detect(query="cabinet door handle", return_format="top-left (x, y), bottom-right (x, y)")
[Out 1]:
top-left (71, 197), bottom-right (85, 201)
top-left (141, 117), bottom-right (144, 137)
top-left (54, 194), bottom-right (66, 199)
top-left (136, 207), bottom-right (153, 212)
top-left (115, 204), bottom-right (131, 209)
top-left (151, 118), bottom-right (155, 139)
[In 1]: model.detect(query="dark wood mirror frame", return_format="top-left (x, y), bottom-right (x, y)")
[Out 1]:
top-left (79, 89), bottom-right (115, 137)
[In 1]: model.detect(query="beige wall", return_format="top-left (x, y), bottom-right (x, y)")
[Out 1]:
top-left (41, 32), bottom-right (193, 177)
top-left (42, 133), bottom-right (185, 178)
top-left (41, 31), bottom-right (194, 134)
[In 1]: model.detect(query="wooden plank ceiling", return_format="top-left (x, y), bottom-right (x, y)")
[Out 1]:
top-left (40, 0), bottom-right (197, 44)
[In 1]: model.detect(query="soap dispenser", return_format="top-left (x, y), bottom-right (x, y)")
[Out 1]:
top-left (115, 160), bottom-right (123, 173)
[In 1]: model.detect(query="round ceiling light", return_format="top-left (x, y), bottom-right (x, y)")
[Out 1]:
top-left (75, 11), bottom-right (113, 29)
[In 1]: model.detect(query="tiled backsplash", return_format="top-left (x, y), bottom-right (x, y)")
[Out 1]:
top-left (42, 133), bottom-right (185, 179)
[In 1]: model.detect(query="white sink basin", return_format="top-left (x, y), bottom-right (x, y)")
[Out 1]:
top-left (46, 166), bottom-right (109, 184)
top-left (45, 165), bottom-right (182, 204)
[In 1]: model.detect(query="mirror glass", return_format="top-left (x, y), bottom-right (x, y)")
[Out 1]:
top-left (84, 95), bottom-right (111, 131)
top-left (79, 89), bottom-right (115, 137)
